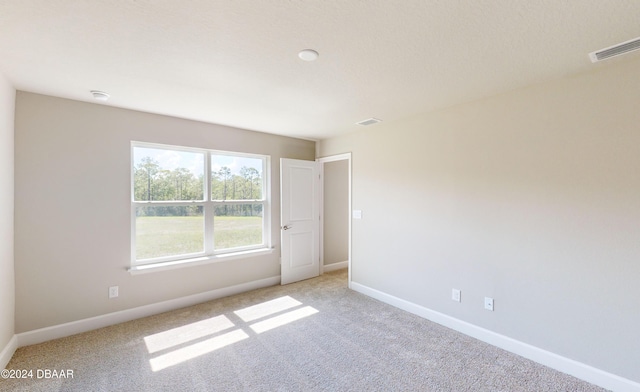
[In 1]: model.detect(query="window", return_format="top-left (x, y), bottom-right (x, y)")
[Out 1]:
top-left (131, 142), bottom-right (270, 267)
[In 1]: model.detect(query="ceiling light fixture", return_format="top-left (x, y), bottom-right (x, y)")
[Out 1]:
top-left (90, 90), bottom-right (110, 101)
top-left (298, 49), bottom-right (319, 61)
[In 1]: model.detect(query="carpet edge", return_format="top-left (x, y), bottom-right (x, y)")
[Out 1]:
top-left (350, 281), bottom-right (640, 392)
top-left (15, 275), bottom-right (280, 348)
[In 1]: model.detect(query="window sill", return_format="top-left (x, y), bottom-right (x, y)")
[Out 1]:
top-left (128, 248), bottom-right (275, 275)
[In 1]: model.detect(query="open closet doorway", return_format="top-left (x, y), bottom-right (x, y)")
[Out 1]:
top-left (319, 153), bottom-right (352, 288)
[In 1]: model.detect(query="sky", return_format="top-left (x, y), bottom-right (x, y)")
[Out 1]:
top-left (133, 146), bottom-right (263, 176)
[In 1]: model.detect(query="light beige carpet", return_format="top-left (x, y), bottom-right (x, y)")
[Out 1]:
top-left (3, 269), bottom-right (606, 391)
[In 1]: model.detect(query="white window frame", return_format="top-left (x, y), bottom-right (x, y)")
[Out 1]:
top-left (130, 141), bottom-right (271, 269)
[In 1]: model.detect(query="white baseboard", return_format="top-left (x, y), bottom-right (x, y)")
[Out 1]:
top-left (351, 282), bottom-right (640, 392)
top-left (17, 276), bottom-right (281, 348)
top-left (323, 261), bottom-right (348, 272)
top-left (0, 335), bottom-right (18, 370)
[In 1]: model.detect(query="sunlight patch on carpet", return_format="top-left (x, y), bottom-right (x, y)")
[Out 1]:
top-left (144, 315), bottom-right (235, 354)
top-left (149, 329), bottom-right (250, 371)
top-left (146, 296), bottom-right (319, 372)
top-left (234, 295), bottom-right (302, 322)
top-left (249, 306), bottom-right (319, 334)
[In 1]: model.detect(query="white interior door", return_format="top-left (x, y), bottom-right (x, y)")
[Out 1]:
top-left (280, 158), bottom-right (319, 285)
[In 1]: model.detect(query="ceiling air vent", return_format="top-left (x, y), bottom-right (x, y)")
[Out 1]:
top-left (356, 118), bottom-right (382, 126)
top-left (589, 36), bottom-right (640, 62)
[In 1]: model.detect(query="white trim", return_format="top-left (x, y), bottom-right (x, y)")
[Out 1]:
top-left (347, 155), bottom-right (351, 288)
top-left (318, 153), bottom-right (351, 163)
top-left (0, 335), bottom-right (18, 369)
top-left (129, 247), bottom-right (274, 275)
top-left (17, 276), bottom-right (280, 348)
top-left (350, 282), bottom-right (640, 392)
top-left (323, 261), bottom-right (348, 272)
top-left (318, 159), bottom-right (324, 275)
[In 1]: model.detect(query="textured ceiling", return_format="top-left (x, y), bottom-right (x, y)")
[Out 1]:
top-left (1, 1), bottom-right (639, 140)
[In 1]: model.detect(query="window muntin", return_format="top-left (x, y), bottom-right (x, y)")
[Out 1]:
top-left (132, 143), bottom-right (269, 266)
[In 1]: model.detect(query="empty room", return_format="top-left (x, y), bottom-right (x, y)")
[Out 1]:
top-left (1, 1), bottom-right (639, 391)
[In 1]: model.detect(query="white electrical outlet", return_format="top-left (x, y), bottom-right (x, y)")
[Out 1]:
top-left (109, 286), bottom-right (119, 299)
top-left (452, 289), bottom-right (461, 302)
top-left (484, 297), bottom-right (494, 311)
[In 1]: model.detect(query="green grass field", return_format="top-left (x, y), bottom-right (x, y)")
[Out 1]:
top-left (136, 216), bottom-right (262, 260)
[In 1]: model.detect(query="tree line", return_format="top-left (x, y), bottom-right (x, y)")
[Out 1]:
top-left (134, 157), bottom-right (263, 217)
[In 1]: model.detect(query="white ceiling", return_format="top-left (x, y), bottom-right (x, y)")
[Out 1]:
top-left (1, 1), bottom-right (639, 140)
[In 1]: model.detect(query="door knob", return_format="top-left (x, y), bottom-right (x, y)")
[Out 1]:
top-left (282, 225), bottom-right (292, 230)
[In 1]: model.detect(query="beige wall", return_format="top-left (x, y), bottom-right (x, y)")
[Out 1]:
top-left (319, 57), bottom-right (640, 382)
top-left (323, 159), bottom-right (348, 265)
top-left (14, 92), bottom-right (315, 333)
top-left (0, 73), bottom-right (15, 352)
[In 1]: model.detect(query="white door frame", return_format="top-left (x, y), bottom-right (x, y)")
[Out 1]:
top-left (318, 153), bottom-right (352, 288)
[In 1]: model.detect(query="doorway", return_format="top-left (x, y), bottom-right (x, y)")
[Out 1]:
top-left (319, 153), bottom-right (351, 288)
